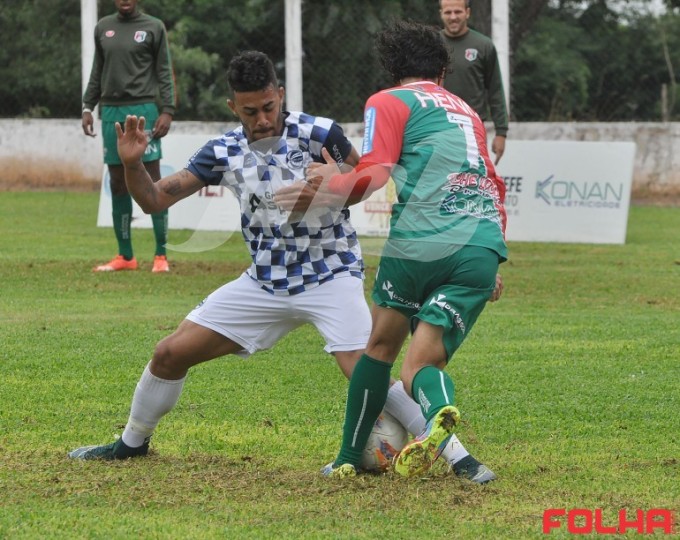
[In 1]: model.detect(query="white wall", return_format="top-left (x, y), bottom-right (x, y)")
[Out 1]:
top-left (0, 119), bottom-right (678, 193)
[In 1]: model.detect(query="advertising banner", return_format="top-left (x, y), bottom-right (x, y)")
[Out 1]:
top-left (98, 136), bottom-right (635, 245)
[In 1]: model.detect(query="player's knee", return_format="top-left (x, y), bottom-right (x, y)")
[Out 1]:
top-left (366, 337), bottom-right (401, 363)
top-left (150, 338), bottom-right (186, 379)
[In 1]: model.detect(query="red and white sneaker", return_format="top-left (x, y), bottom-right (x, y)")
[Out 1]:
top-left (93, 255), bottom-right (138, 272)
top-left (152, 255), bottom-right (170, 273)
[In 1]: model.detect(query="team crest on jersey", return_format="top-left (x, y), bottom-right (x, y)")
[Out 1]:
top-left (465, 48), bottom-right (478, 62)
top-left (105, 30), bottom-right (115, 38)
top-left (134, 31), bottom-right (147, 43)
top-left (286, 149), bottom-right (305, 169)
top-left (243, 153), bottom-right (257, 168)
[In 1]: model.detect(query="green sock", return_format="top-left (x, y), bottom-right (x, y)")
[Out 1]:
top-left (111, 193), bottom-right (133, 259)
top-left (151, 210), bottom-right (168, 256)
top-left (335, 354), bottom-right (392, 467)
top-left (412, 366), bottom-right (455, 423)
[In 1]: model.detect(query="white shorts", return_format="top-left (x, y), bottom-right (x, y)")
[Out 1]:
top-left (186, 273), bottom-right (371, 358)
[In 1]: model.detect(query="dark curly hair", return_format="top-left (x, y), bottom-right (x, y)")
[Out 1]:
top-left (376, 20), bottom-right (450, 84)
top-left (227, 50), bottom-right (278, 94)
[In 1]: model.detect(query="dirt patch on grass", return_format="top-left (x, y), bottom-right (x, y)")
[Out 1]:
top-left (630, 184), bottom-right (680, 206)
top-left (0, 157), bottom-right (99, 192)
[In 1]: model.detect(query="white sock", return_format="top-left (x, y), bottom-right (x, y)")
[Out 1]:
top-left (384, 380), bottom-right (470, 466)
top-left (440, 434), bottom-right (470, 465)
top-left (121, 362), bottom-right (186, 448)
top-left (384, 380), bottom-right (426, 435)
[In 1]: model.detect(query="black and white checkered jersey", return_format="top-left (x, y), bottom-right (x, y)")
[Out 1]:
top-left (186, 111), bottom-right (364, 296)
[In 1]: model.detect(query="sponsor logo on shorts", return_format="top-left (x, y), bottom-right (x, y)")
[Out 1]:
top-left (429, 294), bottom-right (466, 333)
top-left (145, 138), bottom-right (159, 156)
top-left (382, 280), bottom-right (394, 299)
top-left (382, 281), bottom-right (420, 309)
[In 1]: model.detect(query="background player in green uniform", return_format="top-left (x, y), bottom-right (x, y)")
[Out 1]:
top-left (439, 0), bottom-right (508, 165)
top-left (82, 0), bottom-right (176, 273)
top-left (278, 20), bottom-right (507, 478)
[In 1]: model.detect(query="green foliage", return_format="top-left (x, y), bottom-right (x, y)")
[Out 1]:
top-left (0, 0), bottom-right (81, 117)
top-left (301, 0), bottom-right (439, 121)
top-left (656, 13), bottom-right (680, 119)
top-left (511, 2), bottom-right (679, 121)
top-left (147, 0), bottom-right (284, 120)
top-left (1, 192), bottom-right (679, 538)
top-left (167, 20), bottom-right (229, 120)
top-left (512, 17), bottom-right (590, 120)
top-left (577, 3), bottom-right (663, 120)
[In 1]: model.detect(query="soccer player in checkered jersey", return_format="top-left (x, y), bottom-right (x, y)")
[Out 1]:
top-left (69, 50), bottom-right (496, 483)
top-left (276, 22), bottom-right (506, 479)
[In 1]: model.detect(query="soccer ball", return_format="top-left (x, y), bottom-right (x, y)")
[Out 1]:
top-left (360, 410), bottom-right (409, 472)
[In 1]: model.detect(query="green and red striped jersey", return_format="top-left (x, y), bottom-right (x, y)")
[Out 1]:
top-left (334, 80), bottom-right (507, 261)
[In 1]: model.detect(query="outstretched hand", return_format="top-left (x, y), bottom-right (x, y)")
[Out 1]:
top-left (274, 147), bottom-right (345, 212)
top-left (115, 115), bottom-right (149, 166)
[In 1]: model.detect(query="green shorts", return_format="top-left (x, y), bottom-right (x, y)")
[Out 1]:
top-left (101, 104), bottom-right (162, 165)
top-left (371, 245), bottom-right (500, 360)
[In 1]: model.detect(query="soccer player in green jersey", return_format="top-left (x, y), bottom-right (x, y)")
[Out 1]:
top-left (82, 0), bottom-right (176, 273)
top-left (440, 0), bottom-right (508, 165)
top-left (276, 20), bottom-right (507, 478)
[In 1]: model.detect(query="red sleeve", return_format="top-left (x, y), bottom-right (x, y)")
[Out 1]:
top-left (360, 91), bottom-right (410, 165)
top-left (328, 91), bottom-right (411, 199)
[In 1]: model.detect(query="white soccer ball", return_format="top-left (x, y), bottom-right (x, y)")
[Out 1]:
top-left (360, 410), bottom-right (409, 472)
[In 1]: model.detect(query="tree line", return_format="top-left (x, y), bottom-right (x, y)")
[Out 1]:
top-left (0, 0), bottom-right (678, 122)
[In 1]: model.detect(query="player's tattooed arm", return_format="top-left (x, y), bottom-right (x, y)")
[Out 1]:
top-left (161, 169), bottom-right (198, 197)
top-left (150, 169), bottom-right (204, 212)
top-left (127, 167), bottom-right (204, 214)
top-left (117, 114), bottom-right (204, 213)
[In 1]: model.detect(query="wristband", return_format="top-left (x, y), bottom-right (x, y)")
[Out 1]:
top-left (82, 108), bottom-right (92, 114)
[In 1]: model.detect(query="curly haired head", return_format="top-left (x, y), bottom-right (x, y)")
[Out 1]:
top-left (376, 20), bottom-right (450, 84)
top-left (227, 50), bottom-right (278, 94)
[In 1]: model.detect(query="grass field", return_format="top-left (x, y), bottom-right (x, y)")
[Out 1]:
top-left (1, 192), bottom-right (678, 539)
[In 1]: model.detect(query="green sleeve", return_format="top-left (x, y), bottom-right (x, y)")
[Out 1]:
top-left (82, 27), bottom-right (104, 110)
top-left (154, 22), bottom-right (176, 115)
top-left (485, 45), bottom-right (508, 137)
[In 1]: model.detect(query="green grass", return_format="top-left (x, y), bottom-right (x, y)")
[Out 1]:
top-left (1, 192), bottom-right (678, 539)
